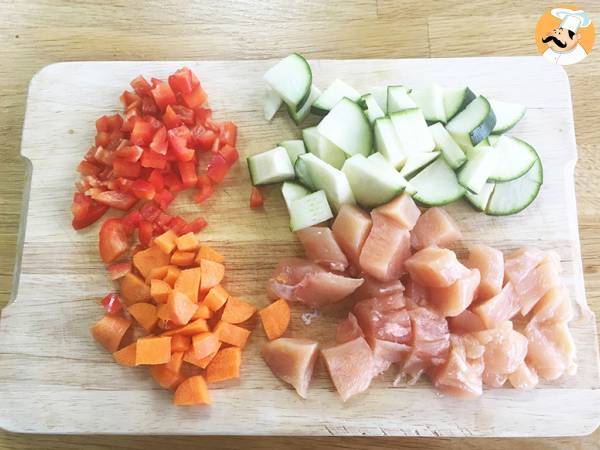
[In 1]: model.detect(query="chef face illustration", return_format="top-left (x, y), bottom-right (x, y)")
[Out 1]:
top-left (542, 26), bottom-right (580, 53)
top-left (540, 8), bottom-right (592, 65)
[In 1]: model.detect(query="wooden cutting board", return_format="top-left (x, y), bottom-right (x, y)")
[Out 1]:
top-left (0, 58), bottom-right (598, 437)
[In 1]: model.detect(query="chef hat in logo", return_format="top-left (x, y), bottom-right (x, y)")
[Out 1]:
top-left (551, 8), bottom-right (591, 33)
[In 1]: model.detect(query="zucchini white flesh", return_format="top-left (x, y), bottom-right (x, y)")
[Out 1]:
top-left (343, 154), bottom-right (406, 208)
top-left (390, 108), bottom-right (436, 154)
top-left (281, 181), bottom-right (310, 210)
top-left (446, 96), bottom-right (496, 149)
top-left (409, 157), bottom-right (465, 206)
top-left (294, 156), bottom-right (316, 191)
top-left (312, 79), bottom-right (361, 115)
top-left (263, 53), bottom-right (312, 112)
top-left (302, 127), bottom-right (320, 154)
top-left (279, 139), bottom-right (307, 165)
top-left (302, 126), bottom-right (346, 169)
top-left (368, 152), bottom-right (409, 189)
top-left (487, 135), bottom-right (536, 182)
top-left (374, 117), bottom-right (407, 169)
top-left (317, 98), bottom-right (373, 157)
top-left (485, 156), bottom-right (543, 216)
top-left (458, 145), bottom-right (496, 194)
top-left (490, 99), bottom-right (526, 134)
top-left (289, 190), bottom-right (334, 231)
top-left (387, 85), bottom-right (416, 113)
top-left (263, 86), bottom-right (283, 121)
top-left (370, 86), bottom-right (388, 113)
top-left (363, 93), bottom-right (386, 124)
top-left (444, 86), bottom-right (476, 122)
top-left (298, 153), bottom-right (356, 211)
top-left (428, 122), bottom-right (466, 169)
top-left (287, 85), bottom-right (321, 125)
top-left (399, 151), bottom-right (440, 178)
top-left (248, 146), bottom-right (295, 186)
top-left (465, 182), bottom-right (494, 212)
top-left (410, 83), bottom-right (447, 123)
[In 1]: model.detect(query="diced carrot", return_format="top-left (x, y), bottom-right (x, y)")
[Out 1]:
top-left (204, 285), bottom-right (229, 311)
top-left (173, 267), bottom-right (202, 303)
top-left (258, 298), bottom-right (290, 340)
top-left (120, 272), bottom-right (151, 306)
top-left (171, 334), bottom-right (191, 353)
top-left (156, 303), bottom-right (170, 320)
top-left (167, 290), bottom-right (198, 325)
top-left (127, 303), bottom-right (158, 332)
top-left (112, 341), bottom-right (137, 366)
top-left (200, 258), bottom-right (225, 292)
top-left (175, 232), bottom-right (199, 252)
top-left (91, 314), bottom-right (132, 352)
top-left (171, 250), bottom-right (196, 267)
top-left (154, 229), bottom-right (178, 255)
top-left (165, 351), bottom-right (184, 374)
top-left (151, 279), bottom-right (171, 303)
top-left (133, 245), bottom-right (171, 278)
top-left (150, 365), bottom-right (185, 390)
top-left (213, 321), bottom-right (251, 348)
top-left (145, 265), bottom-right (170, 282)
top-left (162, 318), bottom-right (209, 337)
top-left (183, 342), bottom-right (221, 368)
top-left (221, 296), bottom-right (256, 324)
top-left (192, 302), bottom-right (213, 320)
top-left (206, 347), bottom-right (241, 383)
top-left (173, 375), bottom-right (211, 406)
top-left (163, 265), bottom-right (181, 287)
top-left (196, 245), bottom-right (224, 264)
top-left (192, 332), bottom-right (220, 359)
top-left (135, 336), bottom-right (172, 365)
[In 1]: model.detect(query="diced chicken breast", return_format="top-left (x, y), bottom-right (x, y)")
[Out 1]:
top-left (530, 286), bottom-right (573, 324)
top-left (472, 282), bottom-right (520, 329)
top-left (465, 244), bottom-right (504, 301)
top-left (268, 257), bottom-right (326, 292)
top-left (482, 371), bottom-right (507, 388)
top-left (403, 276), bottom-right (430, 309)
top-left (331, 204), bottom-right (372, 266)
top-left (514, 260), bottom-right (560, 315)
top-left (373, 192), bottom-right (421, 230)
top-left (321, 337), bottom-right (374, 402)
top-left (336, 312), bottom-right (364, 344)
top-left (405, 247), bottom-right (470, 288)
top-left (297, 226), bottom-right (349, 272)
top-left (475, 322), bottom-right (528, 375)
top-left (428, 269), bottom-right (480, 317)
top-left (353, 275), bottom-right (404, 301)
top-left (448, 310), bottom-right (486, 334)
top-left (353, 294), bottom-right (411, 344)
top-left (410, 207), bottom-right (462, 250)
top-left (431, 335), bottom-right (483, 398)
top-left (525, 321), bottom-right (576, 381)
top-left (372, 339), bottom-right (410, 376)
top-left (359, 211), bottom-right (412, 281)
top-left (262, 338), bottom-right (319, 399)
top-left (508, 362), bottom-right (539, 390)
top-left (504, 247), bottom-right (546, 285)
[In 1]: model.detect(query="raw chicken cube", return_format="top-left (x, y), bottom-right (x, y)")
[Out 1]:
top-left (359, 211), bottom-right (411, 281)
top-left (331, 204), bottom-right (372, 266)
top-left (472, 282), bottom-right (520, 329)
top-left (262, 338), bottom-right (319, 398)
top-left (431, 335), bottom-right (483, 398)
top-left (508, 362), bottom-right (539, 390)
top-left (448, 310), bottom-right (486, 334)
top-left (530, 286), bottom-right (573, 324)
top-left (483, 371), bottom-right (507, 388)
top-left (410, 207), bottom-right (462, 250)
top-left (404, 247), bottom-right (470, 288)
top-left (504, 247), bottom-right (546, 285)
top-left (475, 322), bottom-right (528, 375)
top-left (321, 337), bottom-right (374, 402)
top-left (353, 294), bottom-right (411, 344)
top-left (373, 192), bottom-right (421, 230)
top-left (297, 226), bottom-right (349, 272)
top-left (372, 339), bottom-right (410, 376)
top-left (515, 260), bottom-right (560, 315)
top-left (353, 275), bottom-right (405, 301)
top-left (403, 276), bottom-right (429, 309)
top-left (336, 312), bottom-right (364, 344)
top-left (524, 321), bottom-right (576, 381)
top-left (428, 268), bottom-right (480, 317)
top-left (465, 244), bottom-right (504, 301)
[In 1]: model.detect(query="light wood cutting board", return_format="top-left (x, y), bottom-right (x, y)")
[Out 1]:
top-left (0, 58), bottom-right (598, 437)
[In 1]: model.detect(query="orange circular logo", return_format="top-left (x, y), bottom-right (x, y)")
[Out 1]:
top-left (535, 4), bottom-right (595, 65)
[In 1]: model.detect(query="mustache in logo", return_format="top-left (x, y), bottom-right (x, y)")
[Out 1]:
top-left (542, 35), bottom-right (567, 48)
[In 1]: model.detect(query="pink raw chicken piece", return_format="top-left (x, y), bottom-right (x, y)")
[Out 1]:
top-left (297, 226), bottom-right (349, 272)
top-left (336, 312), bottom-right (364, 344)
top-left (403, 277), bottom-right (430, 309)
top-left (372, 339), bottom-right (410, 376)
top-left (504, 247), bottom-right (546, 285)
top-left (431, 335), bottom-right (483, 398)
top-left (353, 275), bottom-right (404, 301)
top-left (475, 322), bottom-right (528, 375)
top-left (483, 371), bottom-right (508, 388)
top-left (410, 207), bottom-right (462, 250)
top-left (472, 282), bottom-right (520, 329)
top-left (331, 204), bottom-right (372, 266)
top-left (465, 244), bottom-right (504, 302)
top-left (261, 338), bottom-right (319, 399)
top-left (448, 310), bottom-right (486, 334)
top-left (514, 259), bottom-right (560, 316)
top-left (428, 268), bottom-right (480, 317)
top-left (352, 294), bottom-right (411, 345)
top-left (524, 321), bottom-right (576, 381)
top-left (268, 257), bottom-right (326, 289)
top-left (404, 247), bottom-right (470, 288)
top-left (373, 192), bottom-right (421, 230)
top-left (402, 307), bottom-right (450, 378)
top-left (530, 286), bottom-right (573, 324)
top-left (508, 362), bottom-right (539, 390)
top-left (359, 211), bottom-right (411, 281)
top-left (321, 337), bottom-right (374, 402)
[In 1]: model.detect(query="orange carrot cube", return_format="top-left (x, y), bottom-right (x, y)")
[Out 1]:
top-left (163, 265), bottom-right (181, 287)
top-left (213, 321), bottom-right (251, 348)
top-left (112, 342), bottom-right (137, 366)
top-left (120, 272), bottom-right (151, 306)
top-left (135, 336), bottom-right (172, 365)
top-left (196, 245), bottom-right (224, 264)
top-left (259, 298), bottom-right (290, 340)
top-left (171, 250), bottom-right (196, 267)
top-left (171, 334), bottom-right (191, 353)
top-left (150, 279), bottom-right (171, 303)
top-left (91, 314), bottom-right (132, 352)
top-left (200, 258), bottom-right (225, 292)
top-left (154, 229), bottom-right (178, 255)
top-left (167, 291), bottom-right (198, 326)
top-left (204, 285), bottom-right (229, 311)
top-left (173, 267), bottom-right (202, 303)
top-left (192, 332), bottom-right (220, 359)
top-left (133, 245), bottom-right (171, 278)
top-left (183, 342), bottom-right (221, 369)
top-left (173, 375), bottom-right (211, 405)
top-left (222, 296), bottom-right (256, 324)
top-left (206, 347), bottom-right (241, 383)
top-left (176, 232), bottom-right (200, 252)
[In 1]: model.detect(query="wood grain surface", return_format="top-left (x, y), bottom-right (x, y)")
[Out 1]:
top-left (0, 1), bottom-right (599, 448)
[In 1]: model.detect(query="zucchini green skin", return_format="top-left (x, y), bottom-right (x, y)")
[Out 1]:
top-left (469, 97), bottom-right (497, 146)
top-left (292, 53), bottom-right (313, 112)
top-left (446, 87), bottom-right (476, 121)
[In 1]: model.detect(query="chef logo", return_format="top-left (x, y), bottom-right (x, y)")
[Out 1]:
top-left (535, 5), bottom-right (595, 65)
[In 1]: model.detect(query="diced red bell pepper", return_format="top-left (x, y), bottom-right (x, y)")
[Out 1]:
top-left (114, 145), bottom-right (143, 162)
top-left (106, 263), bottom-right (131, 281)
top-left (220, 121), bottom-right (237, 147)
top-left (180, 86), bottom-right (208, 109)
top-left (191, 126), bottom-right (217, 151)
top-left (219, 144), bottom-right (239, 165)
top-left (168, 67), bottom-right (199, 95)
top-left (107, 177), bottom-right (134, 193)
top-left (72, 199), bottom-right (109, 230)
top-left (141, 95), bottom-right (159, 116)
top-left (112, 158), bottom-right (141, 178)
top-left (99, 218), bottom-right (130, 264)
top-left (194, 107), bottom-right (212, 126)
top-left (168, 126), bottom-right (195, 161)
top-left (120, 90), bottom-right (141, 109)
top-left (138, 220), bottom-right (154, 247)
top-left (149, 127), bottom-right (168, 156)
top-left (154, 189), bottom-right (175, 211)
top-left (77, 160), bottom-right (103, 176)
top-left (206, 153), bottom-right (229, 183)
top-left (210, 136), bottom-right (221, 153)
top-left (72, 192), bottom-right (91, 221)
top-left (130, 75), bottom-right (152, 96)
top-left (131, 119), bottom-right (156, 146)
top-left (131, 179), bottom-right (156, 201)
top-left (169, 216), bottom-right (188, 235)
top-left (95, 131), bottom-right (112, 148)
top-left (140, 202), bottom-right (161, 221)
top-left (178, 161), bottom-right (198, 188)
top-left (163, 105), bottom-right (183, 129)
top-left (147, 169), bottom-right (165, 191)
top-left (171, 104), bottom-right (195, 126)
top-left (92, 190), bottom-right (138, 211)
top-left (101, 293), bottom-right (123, 314)
top-left (180, 217), bottom-right (208, 234)
top-left (193, 184), bottom-right (214, 204)
top-left (250, 186), bottom-right (264, 208)
top-left (121, 210), bottom-right (142, 233)
top-left (140, 150), bottom-right (167, 169)
top-left (156, 212), bottom-right (173, 230)
top-left (151, 79), bottom-right (177, 112)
